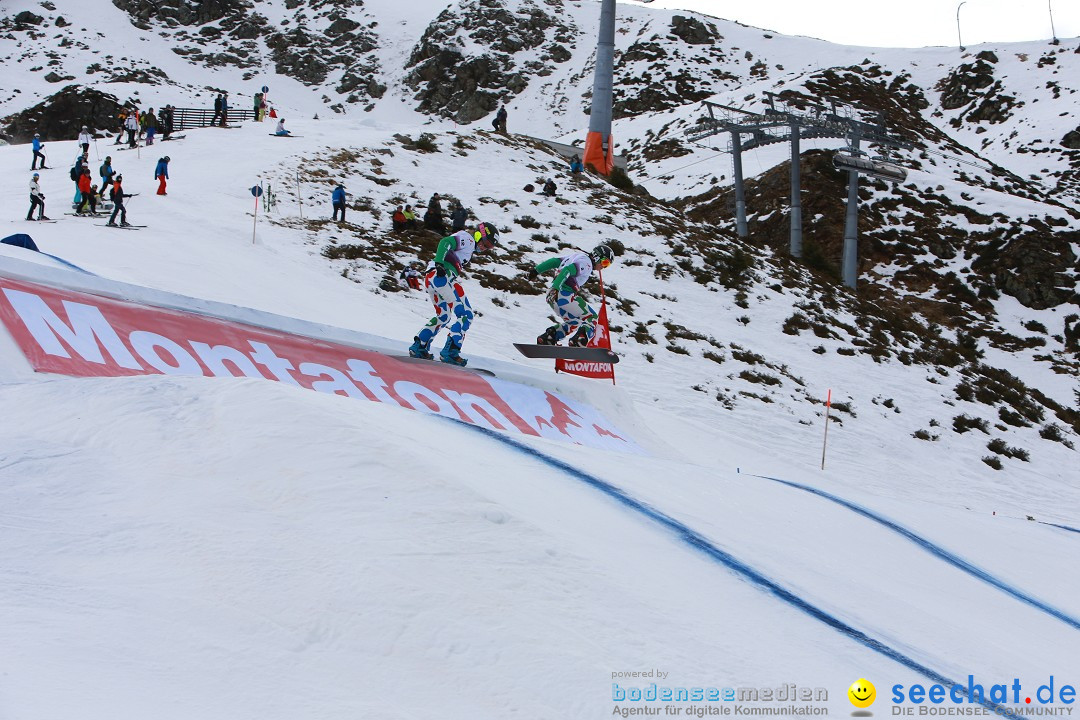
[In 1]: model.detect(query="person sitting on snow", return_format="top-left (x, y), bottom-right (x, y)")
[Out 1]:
top-left (275, 118), bottom-right (291, 136)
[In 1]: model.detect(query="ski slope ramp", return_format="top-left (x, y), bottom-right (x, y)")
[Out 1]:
top-left (1, 250), bottom-right (1078, 719)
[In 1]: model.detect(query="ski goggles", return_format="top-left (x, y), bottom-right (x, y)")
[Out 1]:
top-left (597, 257), bottom-right (611, 269)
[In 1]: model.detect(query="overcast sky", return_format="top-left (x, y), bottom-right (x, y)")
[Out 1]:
top-left (643, 0), bottom-right (1079, 48)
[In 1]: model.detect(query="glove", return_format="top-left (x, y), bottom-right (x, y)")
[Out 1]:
top-left (545, 287), bottom-right (558, 306)
top-left (528, 267), bottom-right (538, 279)
top-left (435, 264), bottom-right (447, 278)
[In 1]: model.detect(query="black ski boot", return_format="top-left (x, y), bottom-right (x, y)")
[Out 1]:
top-left (536, 327), bottom-right (559, 346)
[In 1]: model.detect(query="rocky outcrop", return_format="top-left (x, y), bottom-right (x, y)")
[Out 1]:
top-left (0, 85), bottom-right (124, 143)
top-left (405, 0), bottom-right (576, 123)
top-left (987, 227), bottom-right (1079, 310)
top-left (1063, 127), bottom-right (1080, 150)
top-left (669, 15), bottom-right (719, 45)
top-left (110, 0), bottom-right (250, 27)
top-left (109, 0), bottom-right (382, 98)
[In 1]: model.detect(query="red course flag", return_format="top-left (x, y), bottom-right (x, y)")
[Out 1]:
top-left (556, 269), bottom-right (616, 384)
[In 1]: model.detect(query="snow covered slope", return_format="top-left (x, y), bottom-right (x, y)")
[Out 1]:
top-left (0, 1), bottom-right (1077, 717)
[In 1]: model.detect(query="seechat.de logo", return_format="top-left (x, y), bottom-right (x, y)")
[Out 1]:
top-left (848, 678), bottom-right (877, 710)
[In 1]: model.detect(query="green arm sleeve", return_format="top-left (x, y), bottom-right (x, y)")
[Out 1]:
top-left (534, 257), bottom-right (577, 291)
top-left (550, 264), bottom-right (578, 291)
top-left (534, 257), bottom-right (561, 274)
top-left (433, 235), bottom-right (457, 274)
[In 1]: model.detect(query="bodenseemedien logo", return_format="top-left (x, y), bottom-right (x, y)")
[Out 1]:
top-left (849, 678), bottom-right (876, 713)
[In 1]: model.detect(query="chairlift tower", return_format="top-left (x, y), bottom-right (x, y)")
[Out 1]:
top-left (687, 93), bottom-right (914, 289)
top-left (582, 0), bottom-right (654, 176)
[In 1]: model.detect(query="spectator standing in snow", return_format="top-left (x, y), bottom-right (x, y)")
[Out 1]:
top-left (450, 201), bottom-right (467, 232)
top-left (76, 168), bottom-right (95, 215)
top-left (114, 110), bottom-right (127, 145)
top-left (107, 174), bottom-right (132, 227)
top-left (31, 133), bottom-right (46, 170)
top-left (160, 105), bottom-right (174, 140)
top-left (125, 112), bottom-right (139, 147)
top-left (331, 184), bottom-right (346, 222)
top-left (220, 92), bottom-right (230, 127)
top-left (27, 173), bottom-right (47, 221)
top-left (72, 151), bottom-right (88, 205)
top-left (154, 156), bottom-right (170, 196)
top-left (493, 105), bottom-right (508, 133)
top-left (78, 126), bottom-right (91, 155)
top-left (143, 108), bottom-right (158, 144)
top-left (99, 155), bottom-right (115, 192)
top-left (254, 92), bottom-right (264, 121)
top-left (424, 192), bottom-right (445, 234)
top-left (211, 94), bottom-right (223, 126)
top-left (570, 154), bottom-right (584, 174)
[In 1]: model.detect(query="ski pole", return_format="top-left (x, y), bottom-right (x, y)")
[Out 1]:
top-left (296, 170), bottom-right (303, 219)
top-left (821, 388), bottom-right (832, 470)
top-left (94, 137), bottom-right (100, 162)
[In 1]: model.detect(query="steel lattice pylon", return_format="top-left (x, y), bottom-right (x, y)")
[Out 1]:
top-left (687, 93), bottom-right (914, 289)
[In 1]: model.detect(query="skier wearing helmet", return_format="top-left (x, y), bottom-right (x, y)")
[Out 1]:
top-left (31, 133), bottom-right (46, 170)
top-left (531, 243), bottom-right (614, 347)
top-left (27, 173), bottom-right (47, 221)
top-left (408, 222), bottom-right (500, 366)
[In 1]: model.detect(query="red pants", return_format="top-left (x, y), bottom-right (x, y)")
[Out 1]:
top-left (157, 175), bottom-right (167, 195)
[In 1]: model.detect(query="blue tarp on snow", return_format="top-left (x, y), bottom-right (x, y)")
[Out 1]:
top-left (1, 234), bottom-right (39, 252)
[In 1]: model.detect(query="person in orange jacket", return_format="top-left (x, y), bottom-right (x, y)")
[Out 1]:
top-left (76, 167), bottom-right (97, 215)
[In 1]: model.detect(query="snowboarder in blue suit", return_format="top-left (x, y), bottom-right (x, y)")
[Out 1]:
top-left (408, 222), bottom-right (499, 366)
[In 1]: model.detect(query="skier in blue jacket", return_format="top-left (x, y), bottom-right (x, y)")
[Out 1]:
top-left (31, 134), bottom-right (46, 170)
top-left (154, 156), bottom-right (170, 195)
top-left (331, 185), bottom-right (346, 222)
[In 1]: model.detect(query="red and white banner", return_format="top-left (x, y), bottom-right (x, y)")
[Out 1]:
top-left (0, 276), bottom-right (642, 454)
top-left (556, 303), bottom-right (615, 382)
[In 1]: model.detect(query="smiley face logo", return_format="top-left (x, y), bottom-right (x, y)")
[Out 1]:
top-left (848, 678), bottom-right (876, 709)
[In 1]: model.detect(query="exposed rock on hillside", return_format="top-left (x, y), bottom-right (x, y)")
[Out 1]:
top-left (110, 0), bottom-right (383, 100)
top-left (0, 85), bottom-right (123, 143)
top-left (611, 16), bottom-right (736, 119)
top-left (405, 0), bottom-right (576, 123)
top-left (110, 0), bottom-right (251, 27)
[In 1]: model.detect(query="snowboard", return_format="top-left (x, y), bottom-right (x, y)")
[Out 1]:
top-left (268, 134), bottom-right (301, 138)
top-left (18, 219), bottom-right (57, 223)
top-left (160, 134), bottom-right (187, 141)
top-left (513, 343), bottom-right (619, 364)
top-left (391, 355), bottom-right (495, 377)
top-left (96, 223), bottom-right (146, 229)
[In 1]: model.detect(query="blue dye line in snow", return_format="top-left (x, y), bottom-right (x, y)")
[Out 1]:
top-left (754, 474), bottom-right (1080, 632)
top-left (453, 420), bottom-right (1018, 718)
top-left (40, 253), bottom-right (94, 274)
top-left (1043, 521), bottom-right (1080, 535)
